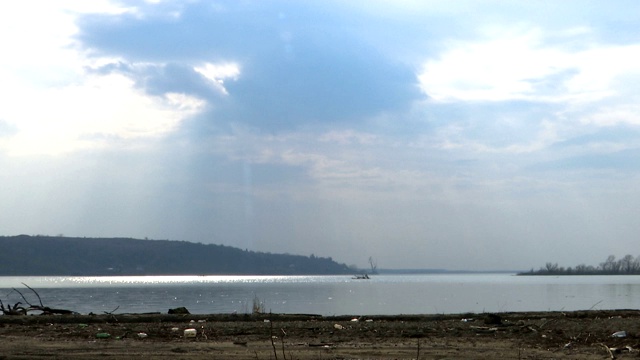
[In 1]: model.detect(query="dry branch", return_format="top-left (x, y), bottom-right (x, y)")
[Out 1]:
top-left (0, 299), bottom-right (28, 315)
top-left (600, 343), bottom-right (616, 359)
top-left (1, 284), bottom-right (76, 315)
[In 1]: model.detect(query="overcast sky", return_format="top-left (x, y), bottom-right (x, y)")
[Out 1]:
top-left (2, 1), bottom-right (640, 271)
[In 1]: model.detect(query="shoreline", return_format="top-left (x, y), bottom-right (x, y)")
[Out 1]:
top-left (1, 309), bottom-right (639, 359)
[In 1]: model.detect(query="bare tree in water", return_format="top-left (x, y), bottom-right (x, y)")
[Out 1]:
top-left (368, 257), bottom-right (378, 274)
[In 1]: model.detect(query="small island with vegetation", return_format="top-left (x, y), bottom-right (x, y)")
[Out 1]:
top-left (519, 254), bottom-right (640, 275)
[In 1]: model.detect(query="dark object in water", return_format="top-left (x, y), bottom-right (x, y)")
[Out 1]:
top-left (352, 274), bottom-right (370, 280)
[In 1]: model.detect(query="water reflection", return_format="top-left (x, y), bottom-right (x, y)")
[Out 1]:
top-left (2, 274), bottom-right (640, 315)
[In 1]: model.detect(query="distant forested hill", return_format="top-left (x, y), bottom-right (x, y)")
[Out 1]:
top-left (0, 235), bottom-right (353, 276)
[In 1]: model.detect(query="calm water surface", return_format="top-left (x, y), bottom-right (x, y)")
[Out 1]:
top-left (1, 274), bottom-right (639, 315)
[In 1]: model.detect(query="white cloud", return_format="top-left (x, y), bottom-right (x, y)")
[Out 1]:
top-left (1, 74), bottom-right (204, 156)
top-left (563, 45), bottom-right (640, 102)
top-left (419, 27), bottom-right (568, 102)
top-left (0, 1), bottom-right (205, 156)
top-left (193, 62), bottom-right (241, 95)
top-left (579, 104), bottom-right (640, 127)
top-left (418, 26), bottom-right (640, 104)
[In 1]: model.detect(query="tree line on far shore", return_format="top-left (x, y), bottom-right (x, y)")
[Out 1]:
top-left (0, 235), bottom-right (354, 276)
top-left (519, 254), bottom-right (640, 275)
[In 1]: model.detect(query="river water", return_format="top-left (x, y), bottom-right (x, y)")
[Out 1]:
top-left (1, 274), bottom-right (639, 315)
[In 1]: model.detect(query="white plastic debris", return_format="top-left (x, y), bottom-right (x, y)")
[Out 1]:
top-left (334, 324), bottom-right (344, 330)
top-left (171, 327), bottom-right (180, 332)
top-left (184, 328), bottom-right (197, 338)
top-left (137, 332), bottom-right (148, 338)
top-left (611, 330), bottom-right (627, 338)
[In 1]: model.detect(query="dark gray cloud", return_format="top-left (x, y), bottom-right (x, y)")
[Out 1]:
top-left (90, 61), bottom-right (222, 99)
top-left (76, 1), bottom-right (422, 130)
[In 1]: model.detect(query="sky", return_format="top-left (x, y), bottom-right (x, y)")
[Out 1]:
top-left (2, 1), bottom-right (640, 271)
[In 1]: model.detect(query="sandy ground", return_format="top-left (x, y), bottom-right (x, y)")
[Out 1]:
top-left (1, 310), bottom-right (640, 359)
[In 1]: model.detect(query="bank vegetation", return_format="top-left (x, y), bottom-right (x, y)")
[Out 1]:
top-left (0, 235), bottom-right (353, 276)
top-left (520, 254), bottom-right (640, 275)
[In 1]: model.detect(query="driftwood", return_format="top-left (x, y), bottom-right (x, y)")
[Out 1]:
top-left (0, 299), bottom-right (28, 315)
top-left (600, 343), bottom-right (616, 359)
top-left (0, 283), bottom-right (76, 316)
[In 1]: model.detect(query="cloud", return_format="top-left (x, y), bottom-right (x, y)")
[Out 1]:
top-left (0, 1), bottom-right (205, 156)
top-left (4, 1), bottom-right (640, 271)
top-left (418, 26), bottom-right (640, 104)
top-left (0, 71), bottom-right (204, 156)
top-left (75, 1), bottom-right (422, 130)
top-left (193, 62), bottom-right (241, 95)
